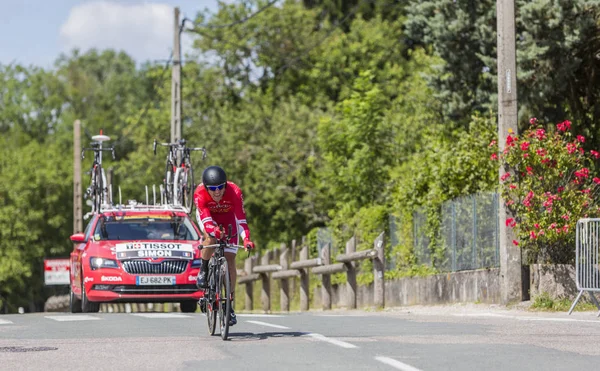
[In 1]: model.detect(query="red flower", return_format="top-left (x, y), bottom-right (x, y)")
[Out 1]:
top-left (557, 120), bottom-right (571, 132)
top-left (530, 230), bottom-right (537, 239)
top-left (577, 135), bottom-right (585, 143)
top-left (520, 142), bottom-right (530, 151)
top-left (506, 218), bottom-right (516, 228)
top-left (509, 184), bottom-right (517, 189)
top-left (593, 177), bottom-right (600, 184)
top-left (566, 143), bottom-right (577, 154)
top-left (489, 140), bottom-right (497, 147)
top-left (591, 150), bottom-right (600, 159)
top-left (536, 148), bottom-right (547, 157)
top-left (501, 172), bottom-right (511, 181)
top-left (575, 168), bottom-right (590, 179)
top-left (490, 153), bottom-right (498, 160)
top-left (535, 128), bottom-right (546, 140)
top-left (529, 117), bottom-right (537, 125)
top-left (512, 240), bottom-right (519, 246)
top-left (506, 135), bottom-right (516, 147)
top-left (526, 166), bottom-right (533, 175)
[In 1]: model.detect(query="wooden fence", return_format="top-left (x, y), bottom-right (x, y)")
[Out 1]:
top-left (238, 231), bottom-right (385, 312)
top-left (91, 231), bottom-right (385, 314)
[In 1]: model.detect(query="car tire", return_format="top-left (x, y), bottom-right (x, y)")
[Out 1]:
top-left (81, 276), bottom-right (100, 313)
top-left (180, 300), bottom-right (197, 313)
top-left (69, 287), bottom-right (82, 313)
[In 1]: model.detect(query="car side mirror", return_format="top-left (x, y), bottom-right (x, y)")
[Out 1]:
top-left (70, 233), bottom-right (86, 243)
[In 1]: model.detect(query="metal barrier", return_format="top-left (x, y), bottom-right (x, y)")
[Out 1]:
top-left (568, 219), bottom-right (600, 316)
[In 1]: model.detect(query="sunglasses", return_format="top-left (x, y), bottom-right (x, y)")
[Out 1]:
top-left (206, 183), bottom-right (226, 191)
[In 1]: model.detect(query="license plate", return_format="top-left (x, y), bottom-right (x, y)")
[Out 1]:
top-left (136, 276), bottom-right (176, 285)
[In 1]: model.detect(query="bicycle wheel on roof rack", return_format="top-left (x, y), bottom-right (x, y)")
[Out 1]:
top-left (182, 160), bottom-right (194, 212)
top-left (92, 164), bottom-right (103, 212)
top-left (164, 163), bottom-right (174, 205)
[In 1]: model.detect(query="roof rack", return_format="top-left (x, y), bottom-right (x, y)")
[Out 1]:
top-left (97, 184), bottom-right (191, 214)
top-left (99, 203), bottom-right (190, 214)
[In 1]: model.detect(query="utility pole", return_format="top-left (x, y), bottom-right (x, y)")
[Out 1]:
top-left (497, 0), bottom-right (522, 304)
top-left (171, 7), bottom-right (182, 145)
top-left (73, 120), bottom-right (83, 233)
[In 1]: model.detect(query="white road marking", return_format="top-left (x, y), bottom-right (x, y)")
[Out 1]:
top-left (304, 333), bottom-right (358, 349)
top-left (454, 313), bottom-right (600, 323)
top-left (45, 315), bottom-right (101, 322)
top-left (0, 319), bottom-right (13, 325)
top-left (246, 321), bottom-right (290, 329)
top-left (130, 313), bottom-right (191, 319)
top-left (516, 317), bottom-right (600, 323)
top-left (236, 314), bottom-right (285, 318)
top-left (375, 356), bottom-right (422, 371)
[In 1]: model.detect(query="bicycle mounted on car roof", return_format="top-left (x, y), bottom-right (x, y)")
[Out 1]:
top-left (153, 138), bottom-right (206, 212)
top-left (82, 132), bottom-right (115, 217)
top-left (200, 224), bottom-right (247, 341)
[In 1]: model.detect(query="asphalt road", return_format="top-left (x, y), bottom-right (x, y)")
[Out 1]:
top-left (1, 306), bottom-right (599, 371)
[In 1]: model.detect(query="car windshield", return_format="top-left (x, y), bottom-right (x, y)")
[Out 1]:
top-left (93, 215), bottom-right (200, 241)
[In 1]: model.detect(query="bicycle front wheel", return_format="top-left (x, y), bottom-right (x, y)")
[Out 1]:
top-left (218, 259), bottom-right (231, 340)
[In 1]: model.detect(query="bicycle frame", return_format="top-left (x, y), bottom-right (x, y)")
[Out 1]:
top-left (202, 225), bottom-right (244, 340)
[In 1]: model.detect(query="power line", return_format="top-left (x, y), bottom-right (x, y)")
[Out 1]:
top-left (183, 0), bottom-right (279, 30)
top-left (273, 1), bottom-right (364, 76)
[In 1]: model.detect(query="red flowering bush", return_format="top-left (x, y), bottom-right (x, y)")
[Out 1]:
top-left (491, 118), bottom-right (600, 263)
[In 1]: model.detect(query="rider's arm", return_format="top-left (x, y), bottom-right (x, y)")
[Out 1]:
top-left (193, 186), bottom-right (221, 240)
top-left (231, 184), bottom-right (250, 240)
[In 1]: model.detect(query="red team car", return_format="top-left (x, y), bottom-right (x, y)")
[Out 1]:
top-left (68, 204), bottom-right (203, 313)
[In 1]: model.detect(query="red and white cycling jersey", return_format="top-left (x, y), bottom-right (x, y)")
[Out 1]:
top-left (193, 181), bottom-right (250, 243)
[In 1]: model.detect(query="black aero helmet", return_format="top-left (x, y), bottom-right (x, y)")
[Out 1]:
top-left (202, 165), bottom-right (227, 187)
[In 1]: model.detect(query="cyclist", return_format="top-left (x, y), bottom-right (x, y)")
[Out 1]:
top-left (194, 165), bottom-right (255, 326)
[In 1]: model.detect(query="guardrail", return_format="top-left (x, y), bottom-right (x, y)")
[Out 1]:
top-left (569, 219), bottom-right (600, 316)
top-left (238, 232), bottom-right (385, 312)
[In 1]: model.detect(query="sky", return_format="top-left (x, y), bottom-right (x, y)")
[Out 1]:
top-left (0, 0), bottom-right (224, 69)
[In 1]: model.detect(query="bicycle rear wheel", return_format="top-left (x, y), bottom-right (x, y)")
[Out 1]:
top-left (206, 294), bottom-right (217, 335)
top-left (218, 259), bottom-right (231, 340)
top-left (206, 267), bottom-right (217, 335)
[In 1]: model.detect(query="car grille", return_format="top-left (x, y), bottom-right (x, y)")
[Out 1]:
top-left (121, 260), bottom-right (189, 274)
top-left (110, 284), bottom-right (198, 295)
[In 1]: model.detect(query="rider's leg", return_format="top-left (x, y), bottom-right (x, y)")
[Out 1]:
top-left (197, 234), bottom-right (215, 288)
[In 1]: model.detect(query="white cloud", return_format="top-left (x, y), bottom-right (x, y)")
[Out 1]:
top-left (60, 1), bottom-right (188, 62)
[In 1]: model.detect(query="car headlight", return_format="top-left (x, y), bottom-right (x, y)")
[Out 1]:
top-left (90, 257), bottom-right (119, 270)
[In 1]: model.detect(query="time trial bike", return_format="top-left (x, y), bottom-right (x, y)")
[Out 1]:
top-left (82, 133), bottom-right (115, 216)
top-left (153, 139), bottom-right (206, 211)
top-left (200, 225), bottom-right (247, 341)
